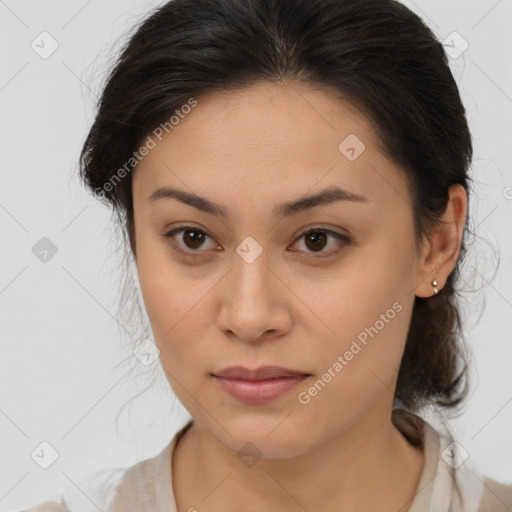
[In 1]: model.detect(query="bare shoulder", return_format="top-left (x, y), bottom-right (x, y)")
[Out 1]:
top-left (17, 499), bottom-right (71, 512)
top-left (478, 476), bottom-right (512, 511)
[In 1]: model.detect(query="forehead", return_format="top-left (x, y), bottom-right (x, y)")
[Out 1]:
top-left (132, 81), bottom-right (411, 213)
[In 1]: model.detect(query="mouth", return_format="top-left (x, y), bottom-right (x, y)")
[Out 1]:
top-left (212, 365), bottom-right (310, 380)
top-left (211, 366), bottom-right (311, 403)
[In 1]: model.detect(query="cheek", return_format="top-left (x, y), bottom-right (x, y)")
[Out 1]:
top-left (297, 291), bottom-right (410, 428)
top-left (136, 236), bottom-right (184, 340)
top-left (137, 246), bottom-right (174, 334)
top-left (135, 235), bottom-right (215, 371)
top-left (315, 243), bottom-right (414, 388)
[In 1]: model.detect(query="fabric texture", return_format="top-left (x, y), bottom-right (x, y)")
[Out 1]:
top-left (19, 408), bottom-right (512, 512)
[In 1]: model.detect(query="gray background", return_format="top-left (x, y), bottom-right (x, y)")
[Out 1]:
top-left (1, 0), bottom-right (511, 510)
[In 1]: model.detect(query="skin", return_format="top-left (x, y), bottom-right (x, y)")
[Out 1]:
top-left (131, 81), bottom-right (467, 512)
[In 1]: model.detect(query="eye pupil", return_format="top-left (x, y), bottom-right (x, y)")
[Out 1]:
top-left (305, 231), bottom-right (327, 252)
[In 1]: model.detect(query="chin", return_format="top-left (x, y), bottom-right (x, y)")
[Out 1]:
top-left (208, 413), bottom-right (314, 461)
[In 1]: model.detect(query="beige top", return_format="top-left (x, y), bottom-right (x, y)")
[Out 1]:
top-left (20, 408), bottom-right (512, 512)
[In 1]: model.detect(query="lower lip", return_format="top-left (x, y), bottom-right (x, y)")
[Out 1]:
top-left (213, 375), bottom-right (309, 403)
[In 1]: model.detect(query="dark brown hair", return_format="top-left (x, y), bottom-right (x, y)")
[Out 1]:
top-left (79, 0), bottom-right (474, 414)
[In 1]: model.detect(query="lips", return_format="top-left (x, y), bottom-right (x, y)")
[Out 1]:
top-left (213, 365), bottom-right (310, 380)
top-left (212, 366), bottom-right (311, 403)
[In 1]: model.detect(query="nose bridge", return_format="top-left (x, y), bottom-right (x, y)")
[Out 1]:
top-left (231, 235), bottom-right (272, 299)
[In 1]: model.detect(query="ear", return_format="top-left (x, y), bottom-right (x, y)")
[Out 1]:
top-left (414, 184), bottom-right (468, 298)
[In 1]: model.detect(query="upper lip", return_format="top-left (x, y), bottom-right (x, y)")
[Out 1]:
top-left (213, 365), bottom-right (310, 381)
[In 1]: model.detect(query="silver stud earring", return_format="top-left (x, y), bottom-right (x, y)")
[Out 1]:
top-left (432, 279), bottom-right (438, 295)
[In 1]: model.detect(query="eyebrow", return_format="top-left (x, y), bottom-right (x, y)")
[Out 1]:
top-left (148, 185), bottom-right (368, 218)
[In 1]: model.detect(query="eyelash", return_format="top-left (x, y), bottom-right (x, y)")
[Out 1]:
top-left (162, 224), bottom-right (351, 261)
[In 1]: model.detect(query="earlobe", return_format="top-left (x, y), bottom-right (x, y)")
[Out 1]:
top-left (414, 263), bottom-right (441, 299)
top-left (414, 184), bottom-right (468, 298)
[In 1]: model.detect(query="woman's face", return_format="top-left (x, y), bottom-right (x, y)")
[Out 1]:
top-left (132, 81), bottom-right (428, 458)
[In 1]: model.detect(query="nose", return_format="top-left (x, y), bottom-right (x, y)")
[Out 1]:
top-left (216, 249), bottom-right (292, 343)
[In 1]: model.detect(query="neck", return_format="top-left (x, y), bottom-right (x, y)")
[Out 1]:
top-left (172, 406), bottom-right (425, 512)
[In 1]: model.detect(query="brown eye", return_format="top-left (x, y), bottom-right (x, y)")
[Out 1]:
top-left (163, 225), bottom-right (218, 257)
top-left (291, 228), bottom-right (351, 259)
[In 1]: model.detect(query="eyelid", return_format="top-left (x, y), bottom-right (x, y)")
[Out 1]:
top-left (162, 223), bottom-right (351, 259)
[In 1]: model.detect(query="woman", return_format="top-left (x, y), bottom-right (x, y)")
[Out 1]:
top-left (22, 0), bottom-right (512, 510)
